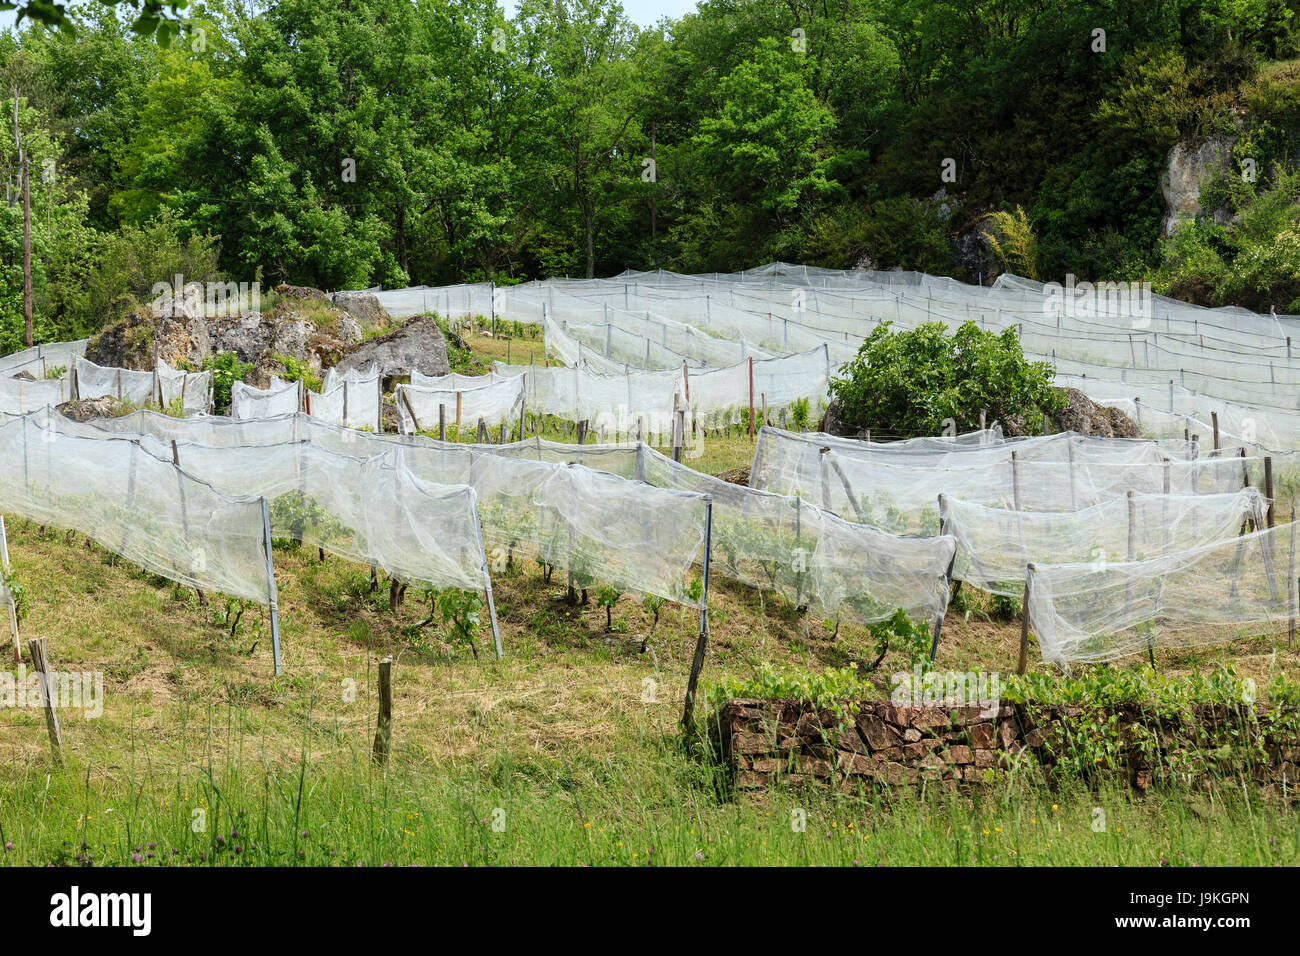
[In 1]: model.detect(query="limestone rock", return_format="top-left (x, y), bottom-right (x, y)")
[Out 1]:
top-left (334, 316), bottom-right (450, 379)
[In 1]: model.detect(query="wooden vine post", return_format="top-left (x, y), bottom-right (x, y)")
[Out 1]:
top-left (372, 656), bottom-right (393, 767)
top-left (28, 637), bottom-right (62, 767)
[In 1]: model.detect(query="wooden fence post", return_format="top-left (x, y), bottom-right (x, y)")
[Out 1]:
top-left (747, 357), bottom-right (755, 439)
top-left (27, 638), bottom-right (62, 768)
top-left (1017, 567), bottom-right (1033, 676)
top-left (372, 656), bottom-right (393, 767)
top-left (1265, 456), bottom-right (1275, 528)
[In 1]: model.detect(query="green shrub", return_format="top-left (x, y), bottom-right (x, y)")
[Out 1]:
top-left (828, 320), bottom-right (1062, 437)
top-left (203, 351), bottom-right (255, 414)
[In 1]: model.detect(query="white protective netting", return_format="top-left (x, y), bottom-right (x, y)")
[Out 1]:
top-left (943, 488), bottom-right (1267, 596)
top-left (482, 437), bottom-right (956, 624)
top-left (0, 373), bottom-right (71, 414)
top-left (396, 376), bottom-right (525, 435)
top-left (0, 339), bottom-right (87, 378)
top-left (156, 360), bottom-right (214, 415)
top-left (75, 355), bottom-right (157, 406)
top-left (811, 447), bottom-right (1261, 535)
top-left (1026, 518), bottom-right (1299, 665)
top-left (0, 413), bottom-right (272, 604)
top-left (496, 346), bottom-right (832, 432)
top-left (232, 378), bottom-right (302, 419)
top-left (143, 436), bottom-right (488, 592)
top-left (88, 409), bottom-right (712, 607)
top-left (308, 365), bottom-right (382, 431)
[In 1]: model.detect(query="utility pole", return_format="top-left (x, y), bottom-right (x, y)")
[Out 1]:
top-left (13, 87), bottom-right (30, 347)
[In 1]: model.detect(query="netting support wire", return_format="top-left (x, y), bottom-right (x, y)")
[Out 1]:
top-left (681, 497), bottom-right (713, 732)
top-left (259, 497), bottom-right (282, 675)
top-left (471, 493), bottom-right (503, 660)
top-left (1, 515), bottom-right (19, 665)
top-left (930, 494), bottom-right (957, 661)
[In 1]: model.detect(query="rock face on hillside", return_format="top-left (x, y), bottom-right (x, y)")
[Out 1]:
top-left (1160, 135), bottom-right (1235, 236)
top-left (330, 290), bottom-right (387, 325)
top-left (84, 283), bottom-right (395, 389)
top-left (333, 316), bottom-right (450, 379)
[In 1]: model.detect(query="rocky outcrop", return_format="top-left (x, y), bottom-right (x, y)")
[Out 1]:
top-left (1001, 387), bottom-right (1139, 439)
top-left (55, 396), bottom-right (121, 422)
top-left (84, 287), bottom-right (393, 390)
top-left (1160, 135), bottom-right (1235, 236)
top-left (333, 316), bottom-right (450, 379)
top-left (330, 290), bottom-right (387, 325)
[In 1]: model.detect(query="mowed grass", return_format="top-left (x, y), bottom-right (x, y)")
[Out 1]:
top-left (2, 518), bottom-right (1300, 866)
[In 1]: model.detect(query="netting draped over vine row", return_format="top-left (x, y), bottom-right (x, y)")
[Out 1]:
top-left (233, 369), bottom-right (384, 430)
top-left (85, 409), bottom-right (711, 608)
top-left (74, 356), bottom-right (214, 415)
top-left (0, 413), bottom-right (273, 604)
top-left (492, 347), bottom-right (833, 430)
top-left (396, 375), bottom-right (525, 435)
top-left (87, 409), bottom-right (958, 623)
top-left (1026, 518), bottom-right (1299, 666)
top-left (370, 264), bottom-right (1300, 452)
top-left (0, 339), bottom-right (88, 378)
top-left (943, 488), bottom-right (1267, 597)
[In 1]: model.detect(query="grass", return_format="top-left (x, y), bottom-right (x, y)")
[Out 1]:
top-left (2, 330), bottom-right (1298, 867)
top-left (2, 518), bottom-right (1299, 866)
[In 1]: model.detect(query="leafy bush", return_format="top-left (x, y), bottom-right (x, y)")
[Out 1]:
top-left (203, 351), bottom-right (255, 414)
top-left (828, 320), bottom-right (1062, 437)
top-left (709, 662), bottom-right (868, 711)
top-left (0, 567), bottom-right (28, 624)
top-left (88, 208), bottom-right (222, 323)
top-left (273, 354), bottom-right (322, 392)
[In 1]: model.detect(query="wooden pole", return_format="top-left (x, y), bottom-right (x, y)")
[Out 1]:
top-left (747, 356), bottom-right (755, 439)
top-left (1212, 411), bottom-right (1220, 453)
top-left (680, 500), bottom-right (713, 731)
top-left (0, 515), bottom-right (19, 665)
top-left (1017, 567), bottom-right (1033, 675)
top-left (372, 656), bottom-right (393, 767)
top-left (455, 391), bottom-right (462, 434)
top-left (27, 638), bottom-right (62, 767)
top-left (577, 419), bottom-right (588, 445)
top-left (260, 497), bottom-right (282, 675)
top-left (14, 88), bottom-right (31, 348)
top-left (438, 403), bottom-right (446, 441)
top-left (476, 417), bottom-right (487, 444)
top-left (1265, 456), bottom-right (1275, 528)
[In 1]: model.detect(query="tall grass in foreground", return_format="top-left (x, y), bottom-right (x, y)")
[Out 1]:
top-left (0, 715), bottom-right (1296, 866)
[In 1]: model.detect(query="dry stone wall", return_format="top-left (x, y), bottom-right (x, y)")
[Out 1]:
top-left (716, 698), bottom-right (1300, 795)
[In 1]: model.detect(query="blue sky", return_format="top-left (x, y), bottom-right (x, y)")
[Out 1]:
top-left (504, 0), bottom-right (701, 26)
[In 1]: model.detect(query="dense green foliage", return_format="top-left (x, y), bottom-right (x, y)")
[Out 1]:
top-left (829, 321), bottom-right (1062, 437)
top-left (6, 0), bottom-right (1300, 349)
